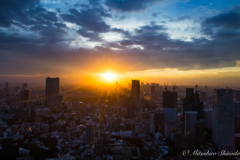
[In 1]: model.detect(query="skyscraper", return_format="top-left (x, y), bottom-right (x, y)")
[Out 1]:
top-left (182, 88), bottom-right (204, 131)
top-left (162, 90), bottom-right (177, 122)
top-left (22, 90), bottom-right (30, 108)
top-left (212, 89), bottom-right (235, 151)
top-left (131, 80), bottom-right (140, 100)
top-left (86, 121), bottom-right (96, 144)
top-left (184, 111), bottom-right (197, 135)
top-left (127, 95), bottom-right (135, 119)
top-left (45, 77), bottom-right (59, 107)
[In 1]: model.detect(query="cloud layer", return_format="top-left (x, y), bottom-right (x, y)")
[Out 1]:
top-left (0, 0), bottom-right (240, 76)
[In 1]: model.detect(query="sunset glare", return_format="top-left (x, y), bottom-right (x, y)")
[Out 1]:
top-left (100, 72), bottom-right (116, 81)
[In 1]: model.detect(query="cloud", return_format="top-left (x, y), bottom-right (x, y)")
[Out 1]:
top-left (61, 8), bottom-right (111, 33)
top-left (0, 0), bottom-right (40, 27)
top-left (152, 12), bottom-right (162, 17)
top-left (0, 1), bottom-right (240, 77)
top-left (104, 0), bottom-right (162, 12)
top-left (203, 9), bottom-right (240, 30)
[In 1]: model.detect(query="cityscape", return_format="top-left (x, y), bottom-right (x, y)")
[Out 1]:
top-left (1, 0), bottom-right (240, 160)
top-left (0, 79), bottom-right (239, 159)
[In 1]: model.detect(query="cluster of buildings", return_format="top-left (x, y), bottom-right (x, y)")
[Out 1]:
top-left (0, 78), bottom-right (240, 159)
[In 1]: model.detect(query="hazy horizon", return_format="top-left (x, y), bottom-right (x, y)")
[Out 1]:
top-left (1, 0), bottom-right (240, 87)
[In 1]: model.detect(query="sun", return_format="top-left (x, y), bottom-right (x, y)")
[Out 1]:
top-left (100, 72), bottom-right (116, 81)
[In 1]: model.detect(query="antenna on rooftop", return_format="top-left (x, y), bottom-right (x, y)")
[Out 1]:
top-left (164, 81), bottom-right (169, 91)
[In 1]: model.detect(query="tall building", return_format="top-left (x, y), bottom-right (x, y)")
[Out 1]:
top-left (204, 108), bottom-right (212, 129)
top-left (45, 77), bottom-right (59, 107)
top-left (212, 89), bottom-right (234, 151)
top-left (131, 80), bottom-right (140, 100)
top-left (195, 119), bottom-right (205, 147)
top-left (127, 95), bottom-right (135, 119)
top-left (162, 90), bottom-right (177, 122)
top-left (182, 88), bottom-right (204, 131)
top-left (22, 90), bottom-right (30, 108)
top-left (86, 121), bottom-right (96, 144)
top-left (184, 111), bottom-right (197, 135)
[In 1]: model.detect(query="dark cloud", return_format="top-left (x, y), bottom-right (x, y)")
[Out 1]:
top-left (0, 0), bottom-right (40, 27)
top-left (104, 0), bottom-right (161, 12)
top-left (77, 29), bottom-right (102, 41)
top-left (61, 8), bottom-right (111, 33)
top-left (203, 9), bottom-right (240, 30)
top-left (202, 7), bottom-right (240, 40)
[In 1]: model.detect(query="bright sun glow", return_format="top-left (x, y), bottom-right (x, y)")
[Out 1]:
top-left (100, 72), bottom-right (116, 81)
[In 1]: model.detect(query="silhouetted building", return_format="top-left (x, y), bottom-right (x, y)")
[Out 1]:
top-left (131, 80), bottom-right (140, 100)
top-left (127, 95), bottom-right (135, 119)
top-left (22, 90), bottom-right (30, 108)
top-left (195, 119), bottom-right (205, 147)
top-left (204, 108), bottom-right (212, 129)
top-left (162, 90), bottom-right (177, 122)
top-left (184, 111), bottom-right (197, 135)
top-left (45, 77), bottom-right (59, 107)
top-left (212, 89), bottom-right (234, 151)
top-left (86, 121), bottom-right (96, 144)
top-left (182, 88), bottom-right (204, 132)
top-left (154, 112), bottom-right (164, 133)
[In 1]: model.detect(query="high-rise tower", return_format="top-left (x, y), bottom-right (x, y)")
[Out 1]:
top-left (212, 89), bottom-right (234, 151)
top-left (45, 77), bottom-right (59, 107)
top-left (22, 90), bottom-right (30, 108)
top-left (162, 90), bottom-right (177, 122)
top-left (131, 80), bottom-right (140, 100)
top-left (86, 121), bottom-right (96, 144)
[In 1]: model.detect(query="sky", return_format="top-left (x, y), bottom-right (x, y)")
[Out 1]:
top-left (0, 0), bottom-right (240, 87)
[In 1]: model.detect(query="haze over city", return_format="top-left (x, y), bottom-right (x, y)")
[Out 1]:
top-left (1, 0), bottom-right (240, 87)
